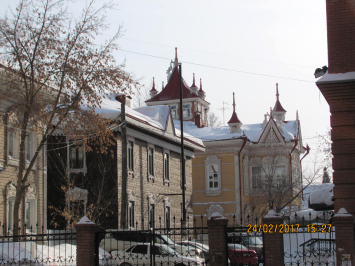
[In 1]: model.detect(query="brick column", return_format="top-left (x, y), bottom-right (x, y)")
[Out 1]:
top-left (333, 208), bottom-right (355, 266)
top-left (75, 217), bottom-right (105, 266)
top-left (207, 213), bottom-right (228, 266)
top-left (262, 210), bottom-right (284, 265)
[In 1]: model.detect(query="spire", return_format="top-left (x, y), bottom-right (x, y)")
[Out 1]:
top-left (149, 77), bottom-right (158, 98)
top-left (276, 83), bottom-right (279, 101)
top-left (198, 78), bottom-right (206, 99)
top-left (162, 81), bottom-right (164, 90)
top-left (174, 47), bottom-right (178, 67)
top-left (199, 78), bottom-right (204, 92)
top-left (296, 110), bottom-right (299, 120)
top-left (227, 92), bottom-right (242, 133)
top-left (192, 73), bottom-right (196, 87)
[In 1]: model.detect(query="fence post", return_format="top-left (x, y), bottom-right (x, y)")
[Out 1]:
top-left (207, 212), bottom-right (228, 266)
top-left (75, 216), bottom-right (105, 266)
top-left (262, 210), bottom-right (284, 265)
top-left (333, 208), bottom-right (355, 266)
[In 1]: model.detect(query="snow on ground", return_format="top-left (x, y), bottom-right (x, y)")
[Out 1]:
top-left (0, 242), bottom-right (109, 265)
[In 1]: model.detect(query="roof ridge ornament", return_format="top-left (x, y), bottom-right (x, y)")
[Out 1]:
top-left (149, 77), bottom-right (158, 98)
top-left (174, 47), bottom-right (178, 67)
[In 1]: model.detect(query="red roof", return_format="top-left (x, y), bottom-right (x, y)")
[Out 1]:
top-left (273, 100), bottom-right (286, 112)
top-left (227, 112), bottom-right (241, 124)
top-left (146, 67), bottom-right (201, 102)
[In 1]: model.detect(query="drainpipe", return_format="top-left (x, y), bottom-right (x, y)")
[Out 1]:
top-left (300, 144), bottom-right (310, 200)
top-left (238, 136), bottom-right (248, 223)
top-left (289, 139), bottom-right (298, 198)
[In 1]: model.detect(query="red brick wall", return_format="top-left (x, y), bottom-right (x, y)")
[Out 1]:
top-left (262, 215), bottom-right (284, 265)
top-left (207, 217), bottom-right (228, 266)
top-left (317, 81), bottom-right (355, 216)
top-left (326, 0), bottom-right (355, 73)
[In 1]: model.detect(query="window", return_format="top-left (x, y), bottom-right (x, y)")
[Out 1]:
top-left (69, 141), bottom-right (84, 169)
top-left (170, 105), bottom-right (178, 119)
top-left (208, 164), bottom-right (219, 189)
top-left (8, 130), bottom-right (14, 158)
top-left (132, 245), bottom-right (148, 254)
top-left (149, 204), bottom-right (155, 228)
top-left (275, 165), bottom-right (286, 187)
top-left (252, 167), bottom-right (262, 189)
top-left (204, 156), bottom-right (221, 196)
top-left (148, 147), bottom-right (154, 177)
top-left (128, 140), bottom-right (134, 171)
top-left (8, 198), bottom-right (14, 230)
top-left (128, 201), bottom-right (135, 228)
top-left (165, 206), bottom-right (170, 228)
top-left (182, 104), bottom-right (191, 118)
top-left (25, 199), bottom-right (36, 230)
top-left (164, 152), bottom-right (169, 181)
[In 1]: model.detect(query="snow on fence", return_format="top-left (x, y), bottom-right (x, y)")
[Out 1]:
top-left (283, 213), bottom-right (336, 266)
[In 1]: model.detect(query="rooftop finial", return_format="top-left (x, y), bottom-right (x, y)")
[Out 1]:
top-left (153, 77), bottom-right (155, 89)
top-left (276, 83), bottom-right (279, 101)
top-left (174, 47), bottom-right (178, 67)
top-left (162, 81), bottom-right (164, 90)
top-left (192, 73), bottom-right (196, 87)
top-left (296, 110), bottom-right (299, 120)
top-left (200, 78), bottom-right (202, 90)
top-left (232, 92), bottom-right (236, 113)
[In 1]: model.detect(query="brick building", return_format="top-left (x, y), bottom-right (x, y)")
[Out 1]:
top-left (47, 95), bottom-right (205, 229)
top-left (0, 64), bottom-right (46, 233)
top-left (316, 0), bottom-right (355, 217)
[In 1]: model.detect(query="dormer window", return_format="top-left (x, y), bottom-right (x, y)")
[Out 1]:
top-left (182, 104), bottom-right (191, 118)
top-left (170, 105), bottom-right (178, 119)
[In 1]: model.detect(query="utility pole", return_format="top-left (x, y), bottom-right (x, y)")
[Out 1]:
top-left (179, 63), bottom-right (186, 226)
top-left (218, 102), bottom-right (229, 125)
top-left (119, 95), bottom-right (128, 229)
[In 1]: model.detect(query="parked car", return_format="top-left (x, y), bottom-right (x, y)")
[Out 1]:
top-left (227, 243), bottom-right (258, 266)
top-left (176, 241), bottom-right (209, 265)
top-left (227, 234), bottom-right (263, 262)
top-left (99, 230), bottom-right (196, 257)
top-left (110, 243), bottom-right (204, 266)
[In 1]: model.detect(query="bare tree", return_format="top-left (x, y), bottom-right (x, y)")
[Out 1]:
top-left (0, 0), bottom-right (138, 235)
top-left (132, 84), bottom-right (151, 108)
top-left (207, 111), bottom-right (222, 127)
top-left (247, 146), bottom-right (323, 218)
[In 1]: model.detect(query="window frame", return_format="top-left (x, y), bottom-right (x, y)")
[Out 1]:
top-left (204, 156), bottom-right (222, 196)
top-left (127, 139), bottom-right (134, 173)
top-left (170, 105), bottom-right (178, 119)
top-left (182, 103), bottom-right (192, 119)
top-left (164, 197), bottom-right (171, 229)
top-left (147, 144), bottom-right (155, 180)
top-left (149, 203), bottom-right (155, 229)
top-left (252, 167), bottom-right (262, 189)
top-left (67, 139), bottom-right (86, 173)
top-left (163, 150), bottom-right (170, 184)
top-left (128, 200), bottom-right (135, 228)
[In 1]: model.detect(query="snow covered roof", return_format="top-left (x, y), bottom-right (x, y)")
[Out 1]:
top-left (88, 96), bottom-right (204, 150)
top-left (174, 119), bottom-right (299, 143)
top-left (316, 71), bottom-right (355, 84)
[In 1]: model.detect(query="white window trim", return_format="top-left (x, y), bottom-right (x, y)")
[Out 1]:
top-left (164, 198), bottom-right (171, 228)
top-left (147, 144), bottom-right (155, 181)
top-left (182, 103), bottom-right (193, 120)
top-left (204, 155), bottom-right (221, 196)
top-left (163, 149), bottom-right (170, 185)
top-left (127, 136), bottom-right (135, 177)
top-left (170, 104), bottom-right (178, 119)
top-left (148, 194), bottom-right (156, 229)
top-left (128, 191), bottom-right (136, 229)
top-left (66, 139), bottom-right (87, 174)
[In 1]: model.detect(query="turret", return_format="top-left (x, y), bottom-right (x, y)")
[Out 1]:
top-left (227, 92), bottom-right (242, 133)
top-left (272, 83), bottom-right (286, 122)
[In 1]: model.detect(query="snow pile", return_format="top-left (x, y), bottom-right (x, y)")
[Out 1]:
top-left (77, 216), bottom-right (95, 225)
top-left (309, 187), bottom-right (333, 206)
top-left (301, 183), bottom-right (334, 210)
top-left (334, 208), bottom-right (352, 217)
top-left (317, 70), bottom-right (355, 83)
top-left (209, 212), bottom-right (227, 220)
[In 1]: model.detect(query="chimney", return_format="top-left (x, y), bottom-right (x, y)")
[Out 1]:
top-left (194, 110), bottom-right (202, 128)
top-left (115, 93), bottom-right (132, 108)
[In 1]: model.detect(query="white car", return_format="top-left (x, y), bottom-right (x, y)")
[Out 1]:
top-left (110, 243), bottom-right (204, 266)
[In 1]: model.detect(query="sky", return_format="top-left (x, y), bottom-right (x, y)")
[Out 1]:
top-left (2, 0), bottom-right (331, 169)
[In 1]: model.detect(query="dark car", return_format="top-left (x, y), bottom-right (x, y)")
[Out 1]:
top-left (227, 243), bottom-right (258, 266)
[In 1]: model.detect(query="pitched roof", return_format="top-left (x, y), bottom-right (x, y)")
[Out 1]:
top-left (227, 112), bottom-right (241, 124)
top-left (273, 100), bottom-right (286, 112)
top-left (146, 67), bottom-right (201, 102)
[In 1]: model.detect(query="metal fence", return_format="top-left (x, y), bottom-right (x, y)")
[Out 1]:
top-left (283, 213), bottom-right (336, 266)
top-left (97, 217), bottom-right (209, 266)
top-left (0, 225), bottom-right (77, 265)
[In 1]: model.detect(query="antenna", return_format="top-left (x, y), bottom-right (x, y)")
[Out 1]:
top-left (217, 102), bottom-right (230, 126)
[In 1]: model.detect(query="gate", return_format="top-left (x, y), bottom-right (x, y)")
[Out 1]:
top-left (96, 223), bottom-right (209, 266)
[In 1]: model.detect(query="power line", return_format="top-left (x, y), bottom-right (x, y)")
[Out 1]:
top-left (116, 48), bottom-right (314, 83)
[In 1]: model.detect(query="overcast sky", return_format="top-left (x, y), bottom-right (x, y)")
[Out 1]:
top-left (2, 0), bottom-right (330, 168)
